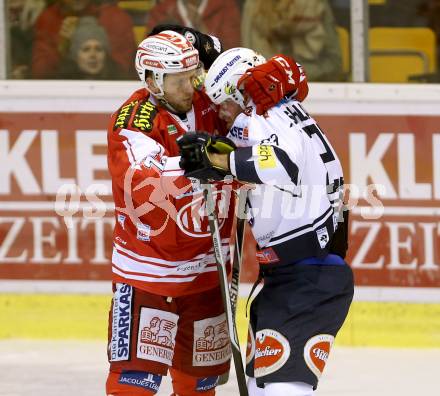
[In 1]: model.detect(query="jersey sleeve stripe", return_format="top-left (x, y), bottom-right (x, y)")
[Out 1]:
top-left (114, 240), bottom-right (230, 265)
top-left (112, 266), bottom-right (196, 283)
top-left (119, 128), bottom-right (163, 165)
top-left (267, 206), bottom-right (333, 245)
top-left (112, 262), bottom-right (218, 279)
top-left (273, 146), bottom-right (299, 185)
top-left (113, 249), bottom-right (230, 276)
top-left (122, 140), bottom-right (139, 169)
top-left (112, 249), bottom-right (229, 280)
top-left (230, 146), bottom-right (263, 184)
top-left (163, 156), bottom-right (183, 172)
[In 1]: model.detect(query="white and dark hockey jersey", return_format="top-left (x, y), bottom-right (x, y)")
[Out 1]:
top-left (228, 99), bottom-right (345, 266)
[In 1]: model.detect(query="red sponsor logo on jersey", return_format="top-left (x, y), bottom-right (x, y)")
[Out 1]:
top-left (195, 320), bottom-right (229, 352)
top-left (201, 103), bottom-right (216, 116)
top-left (256, 248), bottom-right (280, 264)
top-left (193, 314), bottom-right (231, 366)
top-left (140, 317), bottom-right (176, 349)
top-left (177, 190), bottom-right (227, 238)
top-left (303, 334), bottom-right (334, 379)
top-left (254, 329), bottom-right (290, 377)
top-left (243, 127), bottom-right (249, 139)
top-left (137, 308), bottom-right (179, 365)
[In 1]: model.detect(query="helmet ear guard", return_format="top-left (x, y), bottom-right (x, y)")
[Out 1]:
top-left (143, 70), bottom-right (162, 95)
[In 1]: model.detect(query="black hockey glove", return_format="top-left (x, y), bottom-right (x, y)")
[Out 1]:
top-left (177, 132), bottom-right (236, 181)
top-left (148, 24), bottom-right (223, 69)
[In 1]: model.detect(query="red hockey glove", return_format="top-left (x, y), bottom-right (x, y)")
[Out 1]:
top-left (238, 54), bottom-right (309, 115)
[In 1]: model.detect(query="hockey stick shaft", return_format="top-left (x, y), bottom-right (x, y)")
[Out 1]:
top-left (203, 183), bottom-right (248, 396)
top-left (230, 188), bottom-right (247, 323)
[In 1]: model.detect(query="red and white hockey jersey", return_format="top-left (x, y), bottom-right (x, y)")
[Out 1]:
top-left (108, 88), bottom-right (234, 297)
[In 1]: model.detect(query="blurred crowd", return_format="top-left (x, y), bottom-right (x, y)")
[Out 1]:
top-left (6, 0), bottom-right (440, 81)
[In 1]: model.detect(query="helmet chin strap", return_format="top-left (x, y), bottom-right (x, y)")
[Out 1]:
top-left (158, 98), bottom-right (181, 114)
top-left (145, 85), bottom-right (181, 114)
top-left (145, 72), bottom-right (181, 114)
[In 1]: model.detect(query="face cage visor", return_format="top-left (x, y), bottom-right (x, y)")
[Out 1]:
top-left (206, 76), bottom-right (246, 109)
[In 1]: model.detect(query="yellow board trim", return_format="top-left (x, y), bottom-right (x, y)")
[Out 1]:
top-left (1, 295), bottom-right (439, 348)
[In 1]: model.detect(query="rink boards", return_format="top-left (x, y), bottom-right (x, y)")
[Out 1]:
top-left (0, 81), bottom-right (439, 347)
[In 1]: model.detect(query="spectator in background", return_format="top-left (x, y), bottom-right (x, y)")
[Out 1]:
top-left (329, 0), bottom-right (350, 28)
top-left (55, 16), bottom-right (128, 80)
top-left (32, 0), bottom-right (136, 79)
top-left (369, 0), bottom-right (425, 27)
top-left (7, 0), bottom-right (45, 79)
top-left (145, 0), bottom-right (241, 50)
top-left (242, 0), bottom-right (344, 81)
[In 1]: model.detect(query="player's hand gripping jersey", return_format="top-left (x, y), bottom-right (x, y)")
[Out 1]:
top-left (108, 88), bottom-right (234, 297)
top-left (228, 99), bottom-right (345, 265)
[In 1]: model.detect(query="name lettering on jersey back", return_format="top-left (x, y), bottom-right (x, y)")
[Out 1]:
top-left (284, 102), bottom-right (310, 125)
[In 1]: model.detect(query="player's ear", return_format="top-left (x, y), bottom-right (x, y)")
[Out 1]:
top-left (146, 77), bottom-right (160, 94)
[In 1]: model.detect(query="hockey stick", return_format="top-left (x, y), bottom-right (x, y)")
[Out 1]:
top-left (230, 187), bottom-right (247, 329)
top-left (203, 182), bottom-right (248, 396)
top-left (218, 187), bottom-right (247, 387)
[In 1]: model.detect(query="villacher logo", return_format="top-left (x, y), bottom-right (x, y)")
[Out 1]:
top-left (303, 334), bottom-right (334, 379)
top-left (254, 329), bottom-right (291, 377)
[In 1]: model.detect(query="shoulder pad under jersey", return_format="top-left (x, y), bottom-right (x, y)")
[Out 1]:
top-left (113, 99), bottom-right (158, 132)
top-left (132, 99), bottom-right (158, 132)
top-left (113, 100), bottom-right (139, 131)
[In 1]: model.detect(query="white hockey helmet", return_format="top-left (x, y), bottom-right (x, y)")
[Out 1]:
top-left (205, 47), bottom-right (265, 108)
top-left (135, 30), bottom-right (200, 97)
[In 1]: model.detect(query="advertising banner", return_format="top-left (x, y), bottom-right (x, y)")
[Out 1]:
top-left (1, 112), bottom-right (439, 287)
